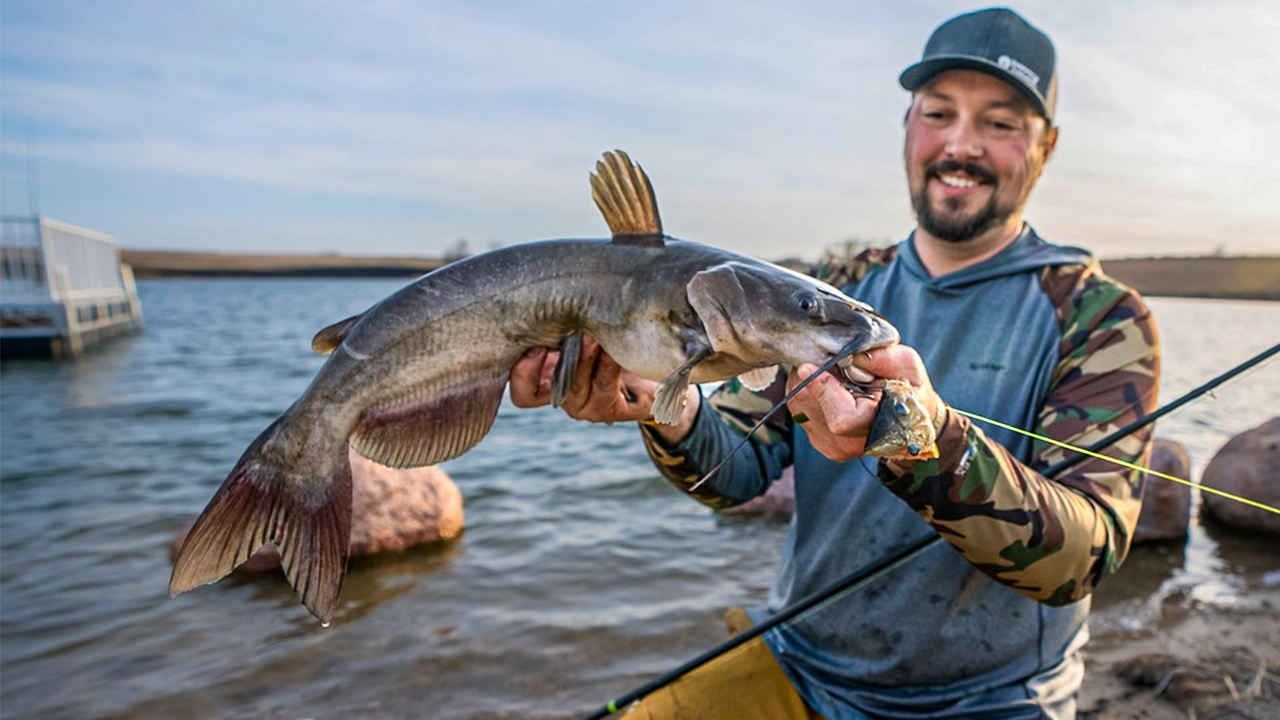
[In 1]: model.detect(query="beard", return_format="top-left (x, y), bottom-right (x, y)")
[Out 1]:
top-left (910, 160), bottom-right (1016, 244)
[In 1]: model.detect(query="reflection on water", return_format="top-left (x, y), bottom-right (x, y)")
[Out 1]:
top-left (1087, 516), bottom-right (1280, 656)
top-left (1, 283), bottom-right (1277, 719)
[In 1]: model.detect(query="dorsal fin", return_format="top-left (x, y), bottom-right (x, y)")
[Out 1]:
top-left (311, 313), bottom-right (362, 355)
top-left (590, 150), bottom-right (664, 246)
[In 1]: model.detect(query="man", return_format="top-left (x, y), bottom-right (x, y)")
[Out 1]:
top-left (512, 8), bottom-right (1158, 719)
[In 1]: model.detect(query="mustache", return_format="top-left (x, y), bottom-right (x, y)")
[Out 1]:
top-left (927, 160), bottom-right (997, 184)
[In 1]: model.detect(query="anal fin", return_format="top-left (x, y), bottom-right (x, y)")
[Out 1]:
top-left (351, 370), bottom-right (508, 468)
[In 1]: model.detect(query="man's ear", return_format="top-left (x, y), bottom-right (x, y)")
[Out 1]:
top-left (1042, 125), bottom-right (1060, 162)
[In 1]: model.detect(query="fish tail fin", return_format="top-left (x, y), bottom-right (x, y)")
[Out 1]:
top-left (169, 422), bottom-right (353, 625)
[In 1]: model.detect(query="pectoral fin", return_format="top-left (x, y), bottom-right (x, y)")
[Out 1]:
top-left (312, 314), bottom-right (362, 355)
top-left (736, 365), bottom-right (780, 392)
top-left (551, 333), bottom-right (583, 408)
top-left (652, 344), bottom-right (713, 425)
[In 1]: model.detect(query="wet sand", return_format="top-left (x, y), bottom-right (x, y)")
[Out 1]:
top-left (1079, 527), bottom-right (1280, 719)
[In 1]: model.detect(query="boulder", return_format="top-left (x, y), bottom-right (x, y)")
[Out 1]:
top-left (169, 448), bottom-right (465, 570)
top-left (1200, 417), bottom-right (1280, 535)
top-left (1132, 438), bottom-right (1192, 543)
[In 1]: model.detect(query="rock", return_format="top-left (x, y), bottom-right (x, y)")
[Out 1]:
top-left (346, 451), bottom-right (464, 554)
top-left (1201, 417), bottom-right (1280, 536)
top-left (723, 466), bottom-right (795, 517)
top-left (1133, 438), bottom-right (1192, 543)
top-left (169, 448), bottom-right (465, 571)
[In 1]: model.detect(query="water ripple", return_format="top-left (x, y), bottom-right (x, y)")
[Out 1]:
top-left (1, 284), bottom-right (1277, 719)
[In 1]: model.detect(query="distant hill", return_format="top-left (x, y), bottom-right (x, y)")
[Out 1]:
top-left (121, 249), bottom-right (1279, 301)
top-left (1100, 256), bottom-right (1279, 301)
top-left (121, 250), bottom-right (447, 278)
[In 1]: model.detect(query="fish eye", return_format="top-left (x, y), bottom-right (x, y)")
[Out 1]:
top-left (796, 294), bottom-right (820, 315)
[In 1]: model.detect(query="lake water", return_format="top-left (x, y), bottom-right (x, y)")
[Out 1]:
top-left (1, 279), bottom-right (1278, 720)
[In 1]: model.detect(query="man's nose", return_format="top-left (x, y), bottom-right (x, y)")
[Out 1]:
top-left (943, 119), bottom-right (984, 160)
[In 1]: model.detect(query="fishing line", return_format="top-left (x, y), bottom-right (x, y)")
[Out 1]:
top-left (1040, 340), bottom-right (1279, 478)
top-left (951, 408), bottom-right (1280, 516)
top-left (687, 337), bottom-right (879, 492)
top-left (580, 341), bottom-right (1280, 719)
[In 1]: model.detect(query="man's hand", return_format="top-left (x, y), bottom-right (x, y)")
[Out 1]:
top-left (509, 334), bottom-right (700, 443)
top-left (786, 344), bottom-right (941, 463)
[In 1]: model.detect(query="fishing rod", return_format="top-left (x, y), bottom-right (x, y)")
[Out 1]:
top-left (1038, 340), bottom-right (1279, 478)
top-left (578, 340), bottom-right (1280, 720)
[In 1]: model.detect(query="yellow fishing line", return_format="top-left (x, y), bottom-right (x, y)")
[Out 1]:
top-left (952, 408), bottom-right (1280, 517)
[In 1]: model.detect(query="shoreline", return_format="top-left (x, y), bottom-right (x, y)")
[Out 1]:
top-left (120, 249), bottom-right (1280, 300)
top-left (120, 249), bottom-right (447, 279)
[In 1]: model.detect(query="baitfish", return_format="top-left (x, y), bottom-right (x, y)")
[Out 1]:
top-left (864, 379), bottom-right (940, 461)
top-left (169, 150), bottom-right (900, 623)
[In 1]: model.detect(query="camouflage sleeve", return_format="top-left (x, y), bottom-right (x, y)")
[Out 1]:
top-left (812, 245), bottom-right (899, 288)
top-left (878, 262), bottom-right (1160, 605)
top-left (639, 373), bottom-right (794, 509)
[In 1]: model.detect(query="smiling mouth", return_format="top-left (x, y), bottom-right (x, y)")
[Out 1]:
top-left (927, 160), bottom-right (996, 190)
top-left (938, 173), bottom-right (981, 189)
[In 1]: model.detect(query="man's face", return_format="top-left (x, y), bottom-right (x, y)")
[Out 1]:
top-left (904, 70), bottom-right (1056, 244)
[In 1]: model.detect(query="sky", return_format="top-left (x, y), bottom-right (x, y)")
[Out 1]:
top-left (1, 0), bottom-right (1277, 261)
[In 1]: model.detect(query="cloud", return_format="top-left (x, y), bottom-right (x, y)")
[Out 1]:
top-left (2, 0), bottom-right (1277, 258)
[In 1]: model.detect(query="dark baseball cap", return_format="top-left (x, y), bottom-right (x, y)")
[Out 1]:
top-left (900, 7), bottom-right (1057, 123)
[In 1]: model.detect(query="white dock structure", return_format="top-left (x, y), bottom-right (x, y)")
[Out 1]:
top-left (1, 216), bottom-right (143, 358)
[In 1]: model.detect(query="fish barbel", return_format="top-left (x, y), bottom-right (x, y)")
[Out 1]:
top-left (169, 150), bottom-right (900, 623)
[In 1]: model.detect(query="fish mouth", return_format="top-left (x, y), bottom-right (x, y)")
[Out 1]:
top-left (833, 339), bottom-right (900, 391)
top-left (804, 294), bottom-right (898, 389)
top-left (830, 307), bottom-right (899, 386)
top-left (837, 354), bottom-right (877, 384)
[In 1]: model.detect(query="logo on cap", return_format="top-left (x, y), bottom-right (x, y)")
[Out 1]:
top-left (997, 55), bottom-right (1040, 89)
